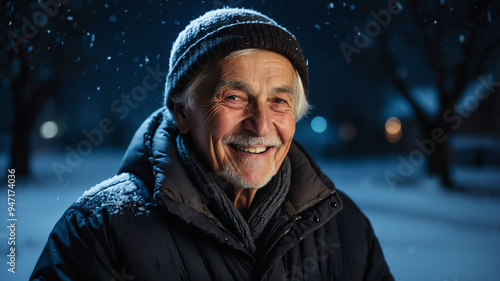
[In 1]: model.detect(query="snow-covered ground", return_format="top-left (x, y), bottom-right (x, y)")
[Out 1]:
top-left (318, 158), bottom-right (500, 281)
top-left (0, 150), bottom-right (499, 280)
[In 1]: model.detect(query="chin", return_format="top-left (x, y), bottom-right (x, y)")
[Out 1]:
top-left (218, 163), bottom-right (276, 189)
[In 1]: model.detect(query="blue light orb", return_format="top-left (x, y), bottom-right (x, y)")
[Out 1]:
top-left (311, 116), bottom-right (327, 133)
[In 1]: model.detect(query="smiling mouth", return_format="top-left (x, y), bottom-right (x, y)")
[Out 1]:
top-left (230, 144), bottom-right (269, 154)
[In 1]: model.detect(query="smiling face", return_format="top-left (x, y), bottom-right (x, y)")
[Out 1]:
top-left (174, 50), bottom-right (296, 189)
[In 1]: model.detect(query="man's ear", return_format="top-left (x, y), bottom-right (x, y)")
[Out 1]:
top-left (173, 103), bottom-right (190, 134)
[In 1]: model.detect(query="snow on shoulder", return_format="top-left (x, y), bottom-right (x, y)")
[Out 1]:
top-left (76, 173), bottom-right (146, 216)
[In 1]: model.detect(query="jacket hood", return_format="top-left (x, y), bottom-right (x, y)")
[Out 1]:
top-left (119, 107), bottom-right (341, 219)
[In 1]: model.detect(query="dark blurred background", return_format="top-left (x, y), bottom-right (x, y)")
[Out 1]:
top-left (1, 0), bottom-right (499, 190)
top-left (1, 0), bottom-right (500, 280)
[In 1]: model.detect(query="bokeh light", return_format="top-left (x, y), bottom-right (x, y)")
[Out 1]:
top-left (385, 117), bottom-right (402, 143)
top-left (338, 122), bottom-right (357, 141)
top-left (40, 121), bottom-right (59, 139)
top-left (311, 116), bottom-right (327, 133)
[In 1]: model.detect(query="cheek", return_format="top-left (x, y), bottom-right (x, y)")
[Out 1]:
top-left (186, 107), bottom-right (222, 158)
top-left (194, 104), bottom-right (225, 139)
top-left (209, 107), bottom-right (246, 137)
top-left (203, 108), bottom-right (232, 140)
top-left (276, 114), bottom-right (296, 143)
top-left (197, 107), bottom-right (243, 164)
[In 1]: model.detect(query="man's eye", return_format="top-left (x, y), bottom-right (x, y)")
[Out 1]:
top-left (223, 95), bottom-right (246, 107)
top-left (226, 95), bottom-right (239, 101)
top-left (274, 98), bottom-right (287, 104)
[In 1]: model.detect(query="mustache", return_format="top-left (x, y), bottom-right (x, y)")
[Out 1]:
top-left (223, 134), bottom-right (282, 147)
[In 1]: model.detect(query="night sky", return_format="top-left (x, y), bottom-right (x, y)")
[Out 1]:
top-left (1, 0), bottom-right (499, 163)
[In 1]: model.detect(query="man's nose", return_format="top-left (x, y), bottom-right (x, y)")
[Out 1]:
top-left (243, 104), bottom-right (273, 137)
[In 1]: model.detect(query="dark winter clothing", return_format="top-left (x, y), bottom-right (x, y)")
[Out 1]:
top-left (30, 108), bottom-right (393, 281)
top-left (176, 133), bottom-right (292, 255)
top-left (165, 8), bottom-right (309, 111)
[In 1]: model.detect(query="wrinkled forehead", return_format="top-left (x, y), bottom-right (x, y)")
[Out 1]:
top-left (215, 50), bottom-right (296, 91)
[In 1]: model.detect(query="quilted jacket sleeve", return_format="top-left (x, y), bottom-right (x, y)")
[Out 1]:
top-left (30, 207), bottom-right (117, 281)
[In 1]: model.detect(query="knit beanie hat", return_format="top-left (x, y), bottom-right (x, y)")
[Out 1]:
top-left (164, 8), bottom-right (309, 111)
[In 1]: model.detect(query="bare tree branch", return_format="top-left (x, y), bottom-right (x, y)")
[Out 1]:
top-left (407, 0), bottom-right (450, 116)
top-left (448, 0), bottom-right (499, 112)
top-left (469, 40), bottom-right (500, 78)
top-left (380, 34), bottom-right (431, 132)
top-left (407, 0), bottom-right (446, 78)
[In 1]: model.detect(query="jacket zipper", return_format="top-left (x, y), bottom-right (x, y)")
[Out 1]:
top-left (262, 216), bottom-right (302, 261)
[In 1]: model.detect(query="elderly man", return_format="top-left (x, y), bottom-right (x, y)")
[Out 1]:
top-left (31, 8), bottom-right (393, 281)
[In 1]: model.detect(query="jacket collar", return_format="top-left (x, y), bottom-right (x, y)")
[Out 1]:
top-left (119, 108), bottom-right (212, 213)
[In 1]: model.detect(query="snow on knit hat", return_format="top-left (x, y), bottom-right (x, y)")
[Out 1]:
top-left (164, 8), bottom-right (309, 111)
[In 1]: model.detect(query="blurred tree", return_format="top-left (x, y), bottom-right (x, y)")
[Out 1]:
top-left (380, 0), bottom-right (500, 188)
top-left (1, 0), bottom-right (85, 176)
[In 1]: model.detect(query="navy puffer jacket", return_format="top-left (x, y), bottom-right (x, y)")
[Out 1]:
top-left (31, 108), bottom-right (394, 281)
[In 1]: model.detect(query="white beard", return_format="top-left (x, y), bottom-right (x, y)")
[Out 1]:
top-left (218, 161), bottom-right (276, 189)
top-left (219, 134), bottom-right (282, 189)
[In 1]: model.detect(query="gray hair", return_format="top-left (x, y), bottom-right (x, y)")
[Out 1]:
top-left (172, 48), bottom-right (310, 121)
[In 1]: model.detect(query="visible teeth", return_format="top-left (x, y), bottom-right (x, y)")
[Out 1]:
top-left (234, 145), bottom-right (267, 154)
